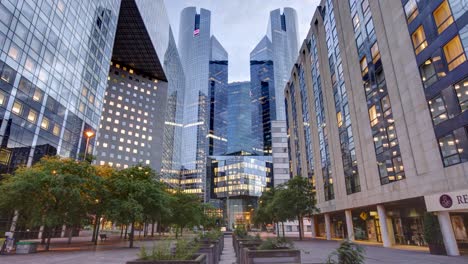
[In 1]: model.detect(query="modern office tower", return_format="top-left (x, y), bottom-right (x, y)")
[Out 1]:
top-left (161, 27), bottom-right (185, 182)
top-left (96, 0), bottom-right (179, 173)
top-left (284, 0), bottom-right (468, 256)
top-left (0, 0), bottom-right (120, 235)
top-left (250, 36), bottom-right (274, 155)
top-left (251, 8), bottom-right (299, 186)
top-left (207, 155), bottom-right (273, 229)
top-left (208, 36), bottom-right (228, 156)
top-left (178, 7), bottom-right (214, 200)
top-left (226, 82), bottom-right (254, 154)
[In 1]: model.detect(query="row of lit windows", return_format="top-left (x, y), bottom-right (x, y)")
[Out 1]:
top-left (11, 100), bottom-right (61, 136)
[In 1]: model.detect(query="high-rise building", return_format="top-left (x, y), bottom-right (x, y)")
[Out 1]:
top-left (208, 36), bottom-right (228, 156)
top-left (0, 0), bottom-right (121, 235)
top-left (226, 82), bottom-right (254, 155)
top-left (285, 0), bottom-right (468, 256)
top-left (95, 0), bottom-right (183, 174)
top-left (250, 37), bottom-right (274, 155)
top-left (252, 8), bottom-right (299, 186)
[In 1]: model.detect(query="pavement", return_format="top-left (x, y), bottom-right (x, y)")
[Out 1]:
top-left (1, 234), bottom-right (468, 263)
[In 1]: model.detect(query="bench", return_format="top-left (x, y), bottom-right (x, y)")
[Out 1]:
top-left (99, 234), bottom-right (107, 241)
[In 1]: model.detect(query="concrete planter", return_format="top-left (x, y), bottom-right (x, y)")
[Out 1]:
top-left (199, 236), bottom-right (223, 262)
top-left (126, 254), bottom-right (207, 264)
top-left (197, 244), bottom-right (216, 264)
top-left (15, 242), bottom-right (39, 254)
top-left (242, 248), bottom-right (301, 264)
top-left (237, 241), bottom-right (262, 264)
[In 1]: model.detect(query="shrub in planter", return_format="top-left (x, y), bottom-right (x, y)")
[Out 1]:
top-left (257, 237), bottom-right (294, 250)
top-left (326, 240), bottom-right (365, 264)
top-left (130, 239), bottom-right (203, 263)
top-left (423, 213), bottom-right (446, 255)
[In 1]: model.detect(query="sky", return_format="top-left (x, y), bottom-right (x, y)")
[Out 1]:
top-left (163, 0), bottom-right (320, 82)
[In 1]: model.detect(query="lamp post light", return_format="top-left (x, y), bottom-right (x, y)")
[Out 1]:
top-left (84, 130), bottom-right (95, 161)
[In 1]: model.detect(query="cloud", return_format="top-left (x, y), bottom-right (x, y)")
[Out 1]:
top-left (164, 0), bottom-right (320, 82)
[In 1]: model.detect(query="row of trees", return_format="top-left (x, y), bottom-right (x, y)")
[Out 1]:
top-left (253, 176), bottom-right (319, 240)
top-left (0, 156), bottom-right (218, 249)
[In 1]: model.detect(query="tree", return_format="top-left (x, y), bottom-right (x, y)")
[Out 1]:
top-left (280, 176), bottom-right (319, 240)
top-left (105, 165), bottom-right (167, 248)
top-left (0, 156), bottom-right (101, 250)
top-left (169, 191), bottom-right (203, 238)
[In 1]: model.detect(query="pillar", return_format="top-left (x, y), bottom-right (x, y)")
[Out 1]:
top-left (38, 225), bottom-right (44, 239)
top-left (310, 216), bottom-right (317, 238)
top-left (437, 211), bottom-right (460, 256)
top-left (345, 210), bottom-right (354, 241)
top-left (324, 214), bottom-right (331, 240)
top-left (377, 205), bottom-right (392, 247)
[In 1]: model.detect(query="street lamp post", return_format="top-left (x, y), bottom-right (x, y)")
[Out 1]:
top-left (84, 130), bottom-right (95, 161)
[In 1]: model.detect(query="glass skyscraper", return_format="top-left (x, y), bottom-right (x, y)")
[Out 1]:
top-left (226, 82), bottom-right (254, 154)
top-left (208, 36), bottom-right (228, 156)
top-left (0, 0), bottom-right (120, 174)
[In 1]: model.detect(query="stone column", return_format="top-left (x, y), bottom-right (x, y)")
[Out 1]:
top-left (437, 211), bottom-right (460, 256)
top-left (345, 210), bottom-right (354, 241)
top-left (324, 214), bottom-right (331, 240)
top-left (377, 205), bottom-right (391, 247)
top-left (310, 216), bottom-right (317, 238)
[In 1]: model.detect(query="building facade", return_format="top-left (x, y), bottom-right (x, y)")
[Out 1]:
top-left (0, 0), bottom-right (121, 236)
top-left (208, 36), bottom-right (228, 156)
top-left (285, 0), bottom-right (468, 255)
top-left (95, 0), bottom-right (181, 174)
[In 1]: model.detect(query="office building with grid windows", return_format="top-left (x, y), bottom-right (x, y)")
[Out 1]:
top-left (285, 0), bottom-right (468, 256)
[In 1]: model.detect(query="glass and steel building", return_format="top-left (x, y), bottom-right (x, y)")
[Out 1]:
top-left (0, 0), bottom-right (121, 236)
top-left (207, 155), bottom-right (273, 229)
top-left (250, 36), bottom-right (274, 155)
top-left (285, 0), bottom-right (468, 255)
top-left (95, 0), bottom-right (183, 176)
top-left (251, 8), bottom-right (299, 186)
top-left (208, 36), bottom-right (228, 156)
top-left (226, 82), bottom-right (254, 155)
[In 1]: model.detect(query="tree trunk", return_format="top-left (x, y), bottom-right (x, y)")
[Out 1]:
top-left (297, 215), bottom-right (303, 240)
top-left (120, 224), bottom-right (124, 238)
top-left (94, 216), bottom-right (101, 245)
top-left (67, 226), bottom-right (73, 244)
top-left (124, 225), bottom-right (128, 239)
top-left (281, 222), bottom-right (285, 238)
top-left (129, 222), bottom-right (135, 248)
top-left (91, 215), bottom-right (98, 242)
top-left (45, 228), bottom-right (53, 251)
top-left (151, 221), bottom-right (155, 237)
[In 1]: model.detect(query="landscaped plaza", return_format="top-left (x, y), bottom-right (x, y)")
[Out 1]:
top-left (1, 0), bottom-right (468, 263)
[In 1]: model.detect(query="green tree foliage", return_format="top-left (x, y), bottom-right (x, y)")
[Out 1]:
top-left (105, 165), bottom-right (168, 247)
top-left (0, 156), bottom-right (102, 250)
top-left (253, 176), bottom-right (318, 240)
top-left (169, 191), bottom-right (203, 238)
top-left (326, 240), bottom-right (365, 264)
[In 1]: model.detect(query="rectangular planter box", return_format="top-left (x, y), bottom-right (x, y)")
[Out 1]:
top-left (15, 242), bottom-right (39, 254)
top-left (126, 254), bottom-right (207, 264)
top-left (243, 249), bottom-right (301, 264)
top-left (198, 244), bottom-right (216, 264)
top-left (238, 241), bottom-right (261, 264)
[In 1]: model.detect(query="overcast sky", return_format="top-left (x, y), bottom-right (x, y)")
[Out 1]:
top-left (163, 0), bottom-right (320, 82)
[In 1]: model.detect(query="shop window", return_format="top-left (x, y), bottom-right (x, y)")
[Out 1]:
top-left (428, 95), bottom-right (448, 125)
top-left (404, 0), bottom-right (419, 23)
top-left (438, 133), bottom-right (463, 166)
top-left (443, 36), bottom-right (466, 71)
top-left (360, 56), bottom-right (368, 76)
top-left (371, 42), bottom-right (381, 63)
top-left (419, 59), bottom-right (438, 88)
top-left (433, 0), bottom-right (454, 34)
top-left (369, 105), bottom-right (378, 126)
top-left (412, 26), bottom-right (427, 55)
top-left (454, 78), bottom-right (468, 112)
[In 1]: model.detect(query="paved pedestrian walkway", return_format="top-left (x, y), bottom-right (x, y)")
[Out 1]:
top-left (219, 235), bottom-right (236, 264)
